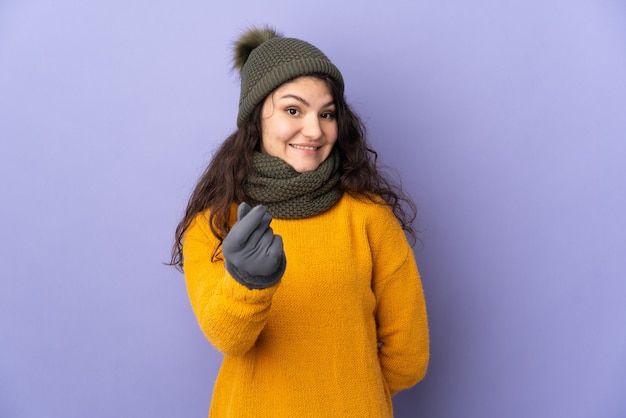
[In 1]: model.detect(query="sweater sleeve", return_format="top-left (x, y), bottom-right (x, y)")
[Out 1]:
top-left (182, 213), bottom-right (279, 357)
top-left (368, 205), bottom-right (430, 396)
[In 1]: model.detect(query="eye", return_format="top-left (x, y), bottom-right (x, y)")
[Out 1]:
top-left (320, 111), bottom-right (336, 120)
top-left (286, 107), bottom-right (300, 116)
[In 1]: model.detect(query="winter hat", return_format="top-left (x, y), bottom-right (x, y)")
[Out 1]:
top-left (233, 26), bottom-right (344, 127)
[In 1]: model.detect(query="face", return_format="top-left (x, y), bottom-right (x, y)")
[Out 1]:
top-left (260, 76), bottom-right (338, 173)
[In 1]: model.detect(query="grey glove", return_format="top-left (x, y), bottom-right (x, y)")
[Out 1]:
top-left (222, 202), bottom-right (286, 289)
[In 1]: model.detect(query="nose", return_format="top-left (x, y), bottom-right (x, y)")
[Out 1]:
top-left (301, 115), bottom-right (322, 140)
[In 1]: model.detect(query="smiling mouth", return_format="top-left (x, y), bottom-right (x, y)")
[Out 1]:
top-left (290, 144), bottom-right (321, 151)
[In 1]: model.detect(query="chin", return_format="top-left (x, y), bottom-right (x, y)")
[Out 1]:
top-left (284, 158), bottom-right (320, 173)
top-left (292, 163), bottom-right (320, 173)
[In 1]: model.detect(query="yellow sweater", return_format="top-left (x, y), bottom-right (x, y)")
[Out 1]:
top-left (183, 194), bottom-right (429, 417)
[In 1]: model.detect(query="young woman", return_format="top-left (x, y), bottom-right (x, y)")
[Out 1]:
top-left (170, 26), bottom-right (429, 417)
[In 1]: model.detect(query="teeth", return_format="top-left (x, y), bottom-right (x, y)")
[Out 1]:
top-left (291, 144), bottom-right (319, 150)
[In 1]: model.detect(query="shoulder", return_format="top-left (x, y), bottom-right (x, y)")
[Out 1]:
top-left (184, 211), bottom-right (213, 247)
top-left (331, 193), bottom-right (404, 244)
top-left (340, 193), bottom-right (410, 247)
top-left (338, 193), bottom-right (397, 222)
top-left (185, 203), bottom-right (238, 242)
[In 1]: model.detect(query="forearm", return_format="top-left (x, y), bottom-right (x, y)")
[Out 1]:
top-left (183, 213), bottom-right (279, 357)
top-left (378, 337), bottom-right (429, 395)
top-left (195, 274), bottom-right (278, 357)
top-left (375, 250), bottom-right (430, 395)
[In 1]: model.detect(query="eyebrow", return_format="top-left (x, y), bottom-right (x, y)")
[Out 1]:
top-left (278, 94), bottom-right (335, 108)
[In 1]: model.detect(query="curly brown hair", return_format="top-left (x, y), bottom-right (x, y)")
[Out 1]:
top-left (169, 75), bottom-right (417, 271)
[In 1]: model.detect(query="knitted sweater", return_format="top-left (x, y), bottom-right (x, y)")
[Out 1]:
top-left (183, 193), bottom-right (429, 417)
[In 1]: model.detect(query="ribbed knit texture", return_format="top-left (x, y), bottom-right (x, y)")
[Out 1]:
top-left (244, 149), bottom-right (342, 219)
top-left (237, 36), bottom-right (344, 126)
top-left (183, 194), bottom-right (430, 417)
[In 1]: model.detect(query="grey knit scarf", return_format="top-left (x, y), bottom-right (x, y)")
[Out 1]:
top-left (244, 149), bottom-right (342, 219)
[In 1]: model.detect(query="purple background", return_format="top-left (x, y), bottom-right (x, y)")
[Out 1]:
top-left (1, 1), bottom-right (625, 417)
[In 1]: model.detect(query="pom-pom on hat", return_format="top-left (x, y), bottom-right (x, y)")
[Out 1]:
top-left (233, 26), bottom-right (344, 127)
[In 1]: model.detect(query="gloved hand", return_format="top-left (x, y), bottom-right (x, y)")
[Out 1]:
top-left (222, 202), bottom-right (286, 289)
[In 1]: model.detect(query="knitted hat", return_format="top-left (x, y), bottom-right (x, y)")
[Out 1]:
top-left (233, 27), bottom-right (344, 127)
